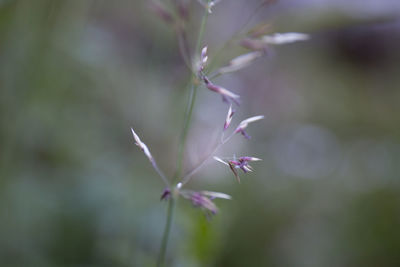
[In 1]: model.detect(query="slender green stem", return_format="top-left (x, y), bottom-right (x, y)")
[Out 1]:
top-left (194, 8), bottom-right (209, 60)
top-left (175, 7), bottom-right (210, 180)
top-left (175, 82), bottom-right (197, 180)
top-left (157, 5), bottom-right (210, 267)
top-left (157, 197), bottom-right (175, 267)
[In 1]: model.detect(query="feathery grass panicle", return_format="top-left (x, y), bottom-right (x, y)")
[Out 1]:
top-left (224, 105), bottom-right (234, 131)
top-left (129, 1), bottom-right (310, 264)
top-left (130, 128), bottom-right (170, 187)
top-left (235, 115), bottom-right (265, 139)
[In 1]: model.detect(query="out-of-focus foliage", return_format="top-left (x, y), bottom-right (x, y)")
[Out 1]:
top-left (1, 0), bottom-right (400, 266)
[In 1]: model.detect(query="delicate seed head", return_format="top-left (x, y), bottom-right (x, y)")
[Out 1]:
top-left (131, 128), bottom-right (154, 161)
top-left (198, 46), bottom-right (208, 72)
top-left (242, 165), bottom-right (253, 173)
top-left (262, 32), bottom-right (310, 45)
top-left (218, 51), bottom-right (264, 74)
top-left (240, 156), bottom-right (262, 162)
top-left (201, 191), bottom-right (232, 200)
top-left (224, 105), bottom-right (234, 130)
top-left (236, 115), bottom-right (265, 132)
top-left (201, 46), bottom-right (208, 60)
top-left (216, 86), bottom-right (240, 99)
top-left (180, 189), bottom-right (231, 216)
top-left (160, 188), bottom-right (171, 201)
top-left (189, 191), bottom-right (218, 214)
top-left (204, 78), bottom-right (240, 103)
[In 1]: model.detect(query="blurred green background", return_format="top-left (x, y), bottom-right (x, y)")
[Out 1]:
top-left (1, 0), bottom-right (400, 266)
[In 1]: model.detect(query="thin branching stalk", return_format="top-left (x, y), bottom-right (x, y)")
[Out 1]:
top-left (157, 4), bottom-right (210, 266)
top-left (175, 82), bottom-right (197, 180)
top-left (180, 131), bottom-right (236, 186)
top-left (175, 6), bottom-right (210, 181)
top-left (138, 1), bottom-right (285, 264)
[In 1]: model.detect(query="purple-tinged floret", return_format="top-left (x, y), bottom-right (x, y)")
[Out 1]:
top-left (160, 188), bottom-right (171, 201)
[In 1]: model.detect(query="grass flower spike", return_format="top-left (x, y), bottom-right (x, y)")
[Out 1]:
top-left (214, 156), bottom-right (262, 182)
top-left (235, 115), bottom-right (265, 139)
top-left (240, 32), bottom-right (310, 52)
top-left (203, 76), bottom-right (240, 105)
top-left (218, 51), bottom-right (265, 74)
top-left (131, 127), bottom-right (169, 187)
top-left (197, 45), bottom-right (208, 73)
top-left (129, 1), bottom-right (310, 265)
top-left (231, 156), bottom-right (262, 173)
top-left (180, 190), bottom-right (231, 216)
top-left (261, 32), bottom-right (309, 45)
top-left (224, 105), bottom-right (234, 130)
top-left (131, 127), bottom-right (153, 162)
top-left (160, 188), bottom-right (171, 201)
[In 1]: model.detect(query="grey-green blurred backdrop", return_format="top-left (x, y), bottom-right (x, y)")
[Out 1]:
top-left (1, 0), bottom-right (400, 266)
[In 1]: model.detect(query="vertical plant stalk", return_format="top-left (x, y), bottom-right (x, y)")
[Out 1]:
top-left (157, 196), bottom-right (175, 267)
top-left (176, 9), bottom-right (210, 180)
top-left (157, 5), bottom-right (210, 266)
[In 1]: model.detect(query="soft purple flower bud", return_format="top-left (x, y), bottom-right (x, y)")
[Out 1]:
top-left (235, 115), bottom-right (264, 139)
top-left (203, 77), bottom-right (240, 104)
top-left (239, 156), bottom-right (262, 162)
top-left (179, 189), bottom-right (231, 215)
top-left (261, 32), bottom-right (309, 45)
top-left (236, 128), bottom-right (251, 139)
top-left (224, 105), bottom-right (234, 130)
top-left (236, 156), bottom-right (262, 173)
top-left (216, 155), bottom-right (261, 179)
top-left (191, 192), bottom-right (218, 214)
top-left (160, 188), bottom-right (171, 201)
top-left (229, 160), bottom-right (240, 165)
